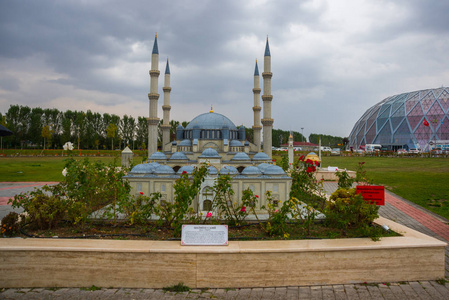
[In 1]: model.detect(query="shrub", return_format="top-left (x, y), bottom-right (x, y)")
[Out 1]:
top-left (212, 174), bottom-right (250, 226)
top-left (9, 188), bottom-right (66, 230)
top-left (119, 192), bottom-right (161, 226)
top-left (325, 188), bottom-right (379, 231)
top-left (335, 170), bottom-right (355, 189)
top-left (1, 212), bottom-right (20, 237)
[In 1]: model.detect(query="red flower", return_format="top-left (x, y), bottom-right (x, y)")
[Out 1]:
top-left (206, 212), bottom-right (212, 218)
top-left (255, 195), bottom-right (259, 198)
top-left (272, 159), bottom-right (275, 162)
top-left (305, 159), bottom-right (313, 165)
top-left (182, 171), bottom-right (187, 175)
top-left (139, 192), bottom-right (144, 195)
top-left (298, 155), bottom-right (305, 161)
top-left (240, 206), bottom-right (246, 212)
top-left (306, 167), bottom-right (313, 173)
top-left (314, 160), bottom-right (319, 166)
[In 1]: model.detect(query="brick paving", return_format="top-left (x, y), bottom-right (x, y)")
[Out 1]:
top-left (1, 182), bottom-right (449, 299)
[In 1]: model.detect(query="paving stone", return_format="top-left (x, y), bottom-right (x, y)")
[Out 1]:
top-left (409, 281), bottom-right (432, 300)
top-left (354, 285), bottom-right (370, 299)
top-left (273, 287), bottom-right (287, 299)
top-left (378, 284), bottom-right (396, 300)
top-left (298, 286), bottom-right (312, 300)
top-left (286, 286), bottom-right (299, 300)
top-left (399, 283), bottom-right (420, 299)
top-left (261, 287), bottom-right (275, 299)
top-left (429, 281), bottom-right (449, 298)
top-left (310, 286), bottom-right (322, 299)
top-left (236, 288), bottom-right (252, 299)
top-left (321, 286), bottom-right (335, 300)
top-left (331, 285), bottom-right (346, 300)
top-left (366, 285), bottom-right (383, 299)
top-left (247, 287), bottom-right (264, 300)
top-left (343, 285), bottom-right (359, 300)
top-left (419, 281), bottom-right (447, 300)
top-left (388, 284), bottom-right (407, 299)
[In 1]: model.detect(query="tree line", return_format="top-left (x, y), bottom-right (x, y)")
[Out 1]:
top-left (309, 134), bottom-right (348, 148)
top-left (1, 105), bottom-right (340, 150)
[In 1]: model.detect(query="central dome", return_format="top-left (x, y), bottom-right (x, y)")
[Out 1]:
top-left (185, 112), bottom-right (237, 130)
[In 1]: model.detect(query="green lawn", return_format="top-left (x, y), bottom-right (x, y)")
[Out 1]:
top-left (0, 156), bottom-right (147, 182)
top-left (320, 156), bottom-right (449, 220)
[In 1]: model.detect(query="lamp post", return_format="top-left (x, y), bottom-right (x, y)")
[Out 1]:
top-left (301, 127), bottom-right (304, 143)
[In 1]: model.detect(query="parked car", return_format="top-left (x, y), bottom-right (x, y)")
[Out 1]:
top-left (397, 149), bottom-right (408, 155)
top-left (293, 147), bottom-right (302, 151)
top-left (409, 148), bottom-right (421, 154)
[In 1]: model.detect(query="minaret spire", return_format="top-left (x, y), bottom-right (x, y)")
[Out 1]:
top-left (252, 59), bottom-right (262, 152)
top-left (148, 33), bottom-right (160, 156)
top-left (161, 57), bottom-right (172, 150)
top-left (262, 36), bottom-right (274, 158)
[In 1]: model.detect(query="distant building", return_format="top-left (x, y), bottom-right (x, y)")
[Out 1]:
top-left (349, 87), bottom-right (449, 152)
top-left (280, 141), bottom-right (319, 151)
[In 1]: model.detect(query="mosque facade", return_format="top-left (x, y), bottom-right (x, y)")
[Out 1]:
top-left (125, 35), bottom-right (291, 213)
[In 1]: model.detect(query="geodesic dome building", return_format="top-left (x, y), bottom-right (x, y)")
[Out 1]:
top-left (348, 87), bottom-right (449, 152)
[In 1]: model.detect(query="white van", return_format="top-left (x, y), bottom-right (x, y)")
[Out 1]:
top-left (365, 144), bottom-right (382, 153)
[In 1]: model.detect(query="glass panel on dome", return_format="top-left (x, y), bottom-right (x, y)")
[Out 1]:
top-left (390, 103), bottom-right (405, 131)
top-left (377, 105), bottom-right (391, 131)
top-left (438, 89), bottom-right (449, 113)
top-left (366, 106), bottom-right (381, 130)
top-left (437, 117), bottom-right (449, 140)
top-left (374, 120), bottom-right (392, 144)
top-left (420, 90), bottom-right (435, 113)
top-left (365, 123), bottom-right (377, 145)
top-left (406, 91), bottom-right (420, 113)
top-left (427, 101), bottom-right (444, 128)
top-left (392, 120), bottom-right (411, 145)
top-left (356, 123), bottom-right (366, 146)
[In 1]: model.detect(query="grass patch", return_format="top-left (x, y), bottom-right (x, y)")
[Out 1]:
top-left (0, 156), bottom-right (146, 182)
top-left (162, 282), bottom-right (191, 293)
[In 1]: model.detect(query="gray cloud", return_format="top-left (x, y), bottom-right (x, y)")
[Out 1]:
top-left (1, 0), bottom-right (448, 139)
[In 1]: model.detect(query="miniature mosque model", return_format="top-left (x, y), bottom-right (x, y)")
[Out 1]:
top-left (125, 35), bottom-right (292, 213)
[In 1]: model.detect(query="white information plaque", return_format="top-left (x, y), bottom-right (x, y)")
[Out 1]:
top-left (181, 225), bottom-right (228, 246)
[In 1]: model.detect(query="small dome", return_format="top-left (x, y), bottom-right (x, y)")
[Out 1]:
top-left (252, 152), bottom-right (271, 161)
top-left (178, 139), bottom-right (192, 146)
top-left (170, 152), bottom-right (188, 160)
top-left (154, 165), bottom-right (175, 175)
top-left (207, 165), bottom-right (218, 175)
top-left (230, 140), bottom-right (243, 147)
top-left (172, 141), bottom-right (177, 145)
top-left (219, 165), bottom-right (239, 175)
top-left (177, 125), bottom-right (184, 129)
top-left (199, 148), bottom-right (221, 158)
top-left (263, 165), bottom-right (286, 175)
top-left (148, 152), bottom-right (167, 160)
top-left (256, 163), bottom-right (272, 172)
top-left (232, 152), bottom-right (250, 161)
top-left (177, 165), bottom-right (195, 175)
top-left (130, 163), bottom-right (156, 174)
top-left (241, 166), bottom-right (262, 175)
top-left (244, 141), bottom-right (250, 146)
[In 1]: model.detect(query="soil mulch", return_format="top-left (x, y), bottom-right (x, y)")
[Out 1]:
top-left (14, 221), bottom-right (400, 241)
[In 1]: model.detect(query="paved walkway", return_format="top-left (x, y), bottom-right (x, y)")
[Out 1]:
top-left (0, 182), bottom-right (448, 299)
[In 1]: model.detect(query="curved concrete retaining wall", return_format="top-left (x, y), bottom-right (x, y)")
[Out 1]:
top-left (0, 217), bottom-right (446, 288)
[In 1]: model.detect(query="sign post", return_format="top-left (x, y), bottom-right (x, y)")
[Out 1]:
top-left (356, 185), bottom-right (385, 206)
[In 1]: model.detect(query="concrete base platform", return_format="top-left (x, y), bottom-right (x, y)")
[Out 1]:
top-left (0, 217), bottom-right (446, 288)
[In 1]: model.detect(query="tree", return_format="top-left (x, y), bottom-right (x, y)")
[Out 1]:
top-left (107, 123), bottom-right (117, 150)
top-left (41, 125), bottom-right (53, 150)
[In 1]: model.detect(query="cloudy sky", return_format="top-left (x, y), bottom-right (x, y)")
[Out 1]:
top-left (1, 0), bottom-right (448, 139)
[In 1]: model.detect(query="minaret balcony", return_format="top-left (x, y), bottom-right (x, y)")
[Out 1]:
top-left (149, 70), bottom-right (160, 76)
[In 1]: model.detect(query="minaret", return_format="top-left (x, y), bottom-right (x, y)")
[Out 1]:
top-left (161, 57), bottom-right (171, 151)
top-left (148, 33), bottom-right (160, 156)
top-left (288, 132), bottom-right (294, 169)
top-left (252, 60), bottom-right (262, 152)
top-left (262, 36), bottom-right (274, 158)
